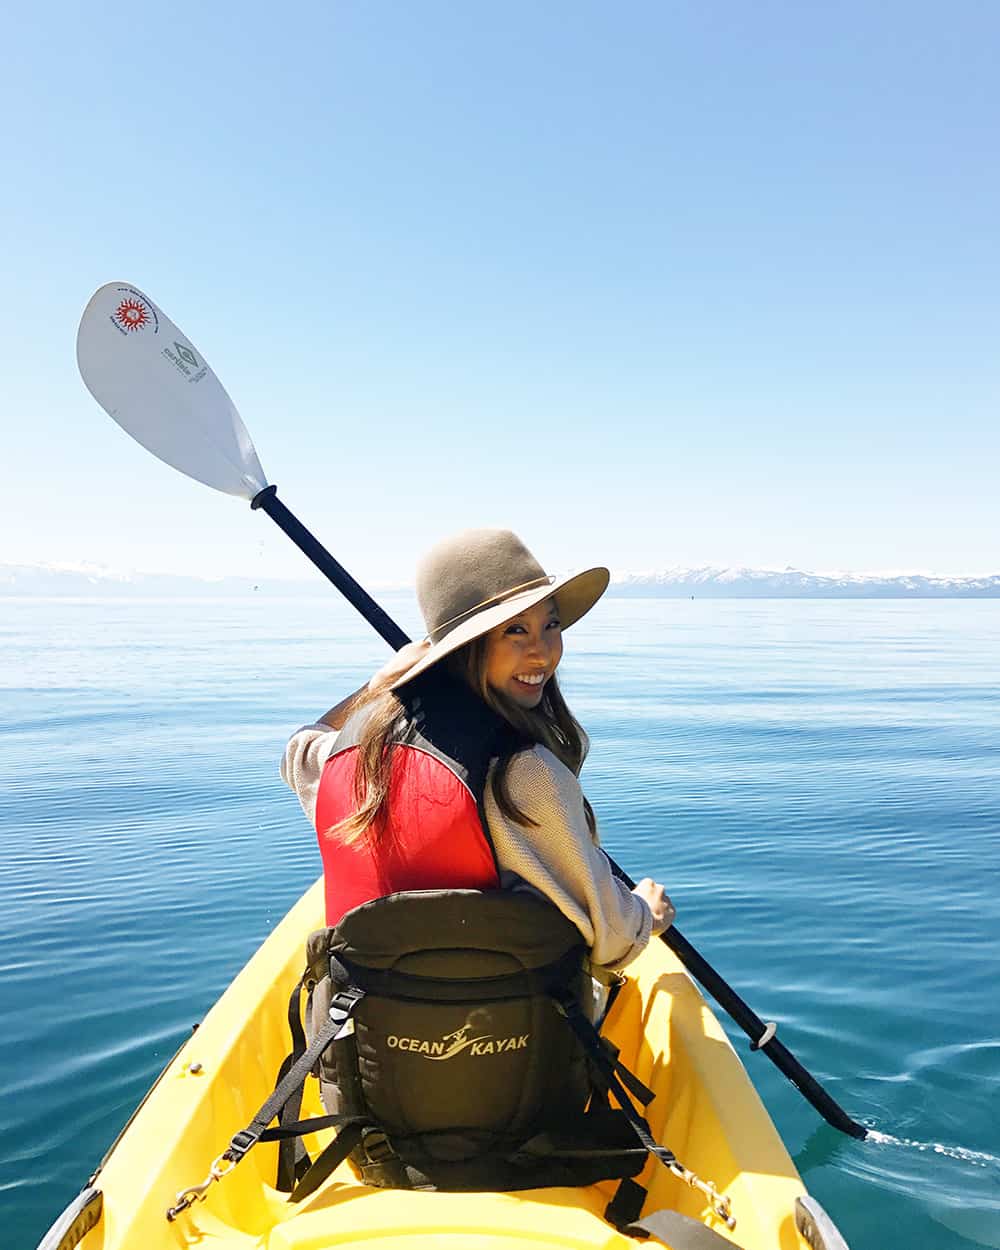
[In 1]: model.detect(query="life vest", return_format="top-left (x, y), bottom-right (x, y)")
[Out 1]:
top-left (314, 669), bottom-right (517, 924)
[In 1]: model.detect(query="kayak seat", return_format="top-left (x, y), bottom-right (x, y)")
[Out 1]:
top-left (296, 888), bottom-right (655, 1191)
top-left (225, 889), bottom-right (689, 1222)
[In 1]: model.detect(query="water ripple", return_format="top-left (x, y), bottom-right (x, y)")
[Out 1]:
top-left (4, 597), bottom-right (999, 1250)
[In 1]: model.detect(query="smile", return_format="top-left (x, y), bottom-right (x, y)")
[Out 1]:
top-left (514, 673), bottom-right (546, 686)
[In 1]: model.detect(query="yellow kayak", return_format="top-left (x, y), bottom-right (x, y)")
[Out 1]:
top-left (40, 878), bottom-right (847, 1250)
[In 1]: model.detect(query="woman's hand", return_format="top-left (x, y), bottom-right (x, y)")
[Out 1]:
top-left (632, 877), bottom-right (675, 935)
top-left (368, 640), bottom-right (432, 693)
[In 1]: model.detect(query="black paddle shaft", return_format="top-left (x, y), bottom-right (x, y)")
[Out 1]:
top-left (255, 490), bottom-right (867, 1140)
top-left (606, 861), bottom-right (868, 1140)
top-left (251, 487), bottom-right (409, 650)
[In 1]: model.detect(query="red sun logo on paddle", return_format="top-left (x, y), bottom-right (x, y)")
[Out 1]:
top-left (114, 298), bottom-right (150, 332)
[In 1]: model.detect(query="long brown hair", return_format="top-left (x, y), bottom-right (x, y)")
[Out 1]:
top-left (331, 637), bottom-right (597, 846)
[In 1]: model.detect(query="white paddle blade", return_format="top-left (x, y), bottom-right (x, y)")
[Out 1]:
top-left (77, 283), bottom-right (268, 500)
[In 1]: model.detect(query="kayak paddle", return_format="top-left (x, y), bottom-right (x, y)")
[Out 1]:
top-left (76, 281), bottom-right (868, 1141)
top-left (75, 283), bottom-right (407, 651)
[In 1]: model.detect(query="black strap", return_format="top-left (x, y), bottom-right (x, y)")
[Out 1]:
top-left (260, 1114), bottom-right (362, 1141)
top-left (614, 1061), bottom-right (655, 1107)
top-left (225, 986), bottom-right (365, 1165)
top-left (275, 975), bottom-right (312, 1191)
top-left (604, 1171), bottom-right (746, 1245)
top-left (513, 1134), bottom-right (647, 1162)
top-left (605, 1177), bottom-right (648, 1229)
top-left (603, 1066), bottom-right (678, 1170)
top-left (554, 992), bottom-right (679, 1173)
top-left (570, 1014), bottom-right (656, 1108)
top-left (288, 1120), bottom-right (369, 1203)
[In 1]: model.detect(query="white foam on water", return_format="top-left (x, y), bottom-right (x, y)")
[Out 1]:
top-left (867, 1130), bottom-right (1000, 1169)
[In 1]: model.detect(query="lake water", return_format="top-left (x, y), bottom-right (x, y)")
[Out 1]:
top-left (2, 594), bottom-right (998, 1249)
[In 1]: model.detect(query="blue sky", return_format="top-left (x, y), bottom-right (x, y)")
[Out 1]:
top-left (3, 2), bottom-right (998, 582)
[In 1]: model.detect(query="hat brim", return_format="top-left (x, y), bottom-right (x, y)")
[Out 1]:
top-left (391, 565), bottom-right (610, 691)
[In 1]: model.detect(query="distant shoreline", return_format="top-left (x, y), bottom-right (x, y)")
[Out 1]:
top-left (4, 564), bottom-right (1000, 601)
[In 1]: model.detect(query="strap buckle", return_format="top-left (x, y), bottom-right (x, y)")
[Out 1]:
top-left (361, 1128), bottom-right (395, 1164)
top-left (329, 987), bottom-right (364, 1016)
top-left (227, 1128), bottom-right (261, 1160)
top-left (329, 986), bottom-right (364, 1039)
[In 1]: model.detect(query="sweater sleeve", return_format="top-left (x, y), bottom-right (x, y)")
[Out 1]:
top-left (483, 746), bottom-right (653, 969)
top-left (280, 723), bottom-right (341, 827)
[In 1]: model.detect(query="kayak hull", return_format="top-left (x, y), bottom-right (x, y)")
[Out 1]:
top-left (42, 879), bottom-right (825, 1249)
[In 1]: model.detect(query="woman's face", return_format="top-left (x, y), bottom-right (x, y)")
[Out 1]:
top-left (483, 597), bottom-right (563, 709)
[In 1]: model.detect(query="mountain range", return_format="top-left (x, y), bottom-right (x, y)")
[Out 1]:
top-left (609, 567), bottom-right (1000, 598)
top-left (4, 563), bottom-right (999, 598)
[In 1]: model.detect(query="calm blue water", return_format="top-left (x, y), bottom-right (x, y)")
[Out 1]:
top-left (3, 595), bottom-right (998, 1249)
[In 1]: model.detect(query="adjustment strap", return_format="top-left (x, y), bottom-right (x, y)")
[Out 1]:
top-left (260, 1114), bottom-right (361, 1141)
top-left (225, 986), bottom-right (366, 1165)
top-left (553, 991), bottom-right (677, 1172)
top-left (613, 1059), bottom-right (655, 1108)
top-left (555, 994), bottom-right (655, 1106)
top-left (603, 1067), bottom-right (678, 1170)
top-left (275, 974), bottom-right (311, 1191)
top-left (288, 1120), bottom-right (368, 1203)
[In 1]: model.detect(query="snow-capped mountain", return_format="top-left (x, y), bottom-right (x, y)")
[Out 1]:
top-left (0, 562), bottom-right (283, 597)
top-left (3, 562), bottom-right (999, 598)
top-left (609, 567), bottom-right (1000, 597)
top-left (0, 563), bottom-right (401, 597)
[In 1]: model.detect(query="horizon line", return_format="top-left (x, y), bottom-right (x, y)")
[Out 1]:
top-left (5, 559), bottom-right (1000, 584)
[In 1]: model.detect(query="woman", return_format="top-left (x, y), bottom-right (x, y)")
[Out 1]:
top-left (282, 527), bottom-right (673, 969)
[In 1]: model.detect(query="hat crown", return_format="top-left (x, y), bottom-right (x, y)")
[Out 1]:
top-left (416, 529), bottom-right (550, 643)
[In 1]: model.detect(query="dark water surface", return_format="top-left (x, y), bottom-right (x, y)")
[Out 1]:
top-left (2, 595), bottom-right (998, 1249)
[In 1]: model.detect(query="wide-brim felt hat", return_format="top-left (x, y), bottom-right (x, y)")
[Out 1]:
top-left (392, 528), bottom-right (610, 690)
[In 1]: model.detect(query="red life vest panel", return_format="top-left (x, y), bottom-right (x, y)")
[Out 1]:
top-left (315, 671), bottom-right (519, 925)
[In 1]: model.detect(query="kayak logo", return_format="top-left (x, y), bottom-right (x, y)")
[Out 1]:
top-left (386, 1021), bottom-right (530, 1061)
top-left (162, 339), bottom-right (208, 384)
top-left (114, 298), bottom-right (150, 332)
top-left (107, 287), bottom-right (159, 337)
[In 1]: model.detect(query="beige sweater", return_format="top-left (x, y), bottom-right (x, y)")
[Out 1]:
top-left (281, 724), bottom-right (652, 969)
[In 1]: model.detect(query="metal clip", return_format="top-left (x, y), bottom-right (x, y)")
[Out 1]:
top-left (165, 1153), bottom-right (237, 1222)
top-left (669, 1160), bottom-right (736, 1230)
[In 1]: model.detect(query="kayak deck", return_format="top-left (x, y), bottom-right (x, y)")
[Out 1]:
top-left (59, 880), bottom-right (814, 1249)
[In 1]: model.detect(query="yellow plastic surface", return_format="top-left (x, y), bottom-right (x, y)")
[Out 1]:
top-left (67, 879), bottom-right (812, 1249)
